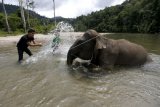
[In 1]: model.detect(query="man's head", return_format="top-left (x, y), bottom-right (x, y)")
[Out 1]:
top-left (28, 28), bottom-right (35, 38)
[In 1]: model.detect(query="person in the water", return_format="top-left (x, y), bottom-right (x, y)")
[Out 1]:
top-left (17, 29), bottom-right (42, 63)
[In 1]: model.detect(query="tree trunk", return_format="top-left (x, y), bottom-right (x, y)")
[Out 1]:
top-left (52, 0), bottom-right (56, 26)
top-left (2, 0), bottom-right (11, 33)
top-left (18, 0), bottom-right (26, 33)
top-left (26, 0), bottom-right (30, 28)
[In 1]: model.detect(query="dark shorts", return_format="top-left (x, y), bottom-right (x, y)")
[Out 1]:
top-left (17, 47), bottom-right (32, 61)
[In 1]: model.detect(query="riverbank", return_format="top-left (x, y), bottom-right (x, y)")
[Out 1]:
top-left (0, 32), bottom-right (83, 46)
top-left (0, 34), bottom-right (51, 46)
top-left (0, 32), bottom-right (108, 46)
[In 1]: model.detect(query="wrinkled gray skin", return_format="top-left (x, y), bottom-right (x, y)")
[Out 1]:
top-left (67, 29), bottom-right (152, 70)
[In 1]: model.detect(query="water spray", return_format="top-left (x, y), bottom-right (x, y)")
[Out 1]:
top-left (24, 21), bottom-right (74, 64)
top-left (51, 21), bottom-right (74, 54)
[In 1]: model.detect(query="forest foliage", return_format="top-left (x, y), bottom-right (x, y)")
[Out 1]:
top-left (73, 0), bottom-right (160, 33)
top-left (0, 0), bottom-right (160, 35)
top-left (0, 3), bottom-right (72, 35)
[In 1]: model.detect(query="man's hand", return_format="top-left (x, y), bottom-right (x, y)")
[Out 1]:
top-left (37, 43), bottom-right (42, 46)
top-left (27, 42), bottom-right (42, 46)
top-left (33, 42), bottom-right (42, 46)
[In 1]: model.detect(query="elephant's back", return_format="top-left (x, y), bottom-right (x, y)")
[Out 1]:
top-left (117, 39), bottom-right (147, 53)
top-left (116, 39), bottom-right (148, 65)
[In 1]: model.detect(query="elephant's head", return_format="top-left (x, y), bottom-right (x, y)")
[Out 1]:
top-left (67, 29), bottom-right (106, 66)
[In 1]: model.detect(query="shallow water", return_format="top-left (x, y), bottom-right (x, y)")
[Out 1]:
top-left (0, 33), bottom-right (160, 107)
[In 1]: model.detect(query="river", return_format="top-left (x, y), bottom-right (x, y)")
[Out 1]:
top-left (0, 33), bottom-right (160, 107)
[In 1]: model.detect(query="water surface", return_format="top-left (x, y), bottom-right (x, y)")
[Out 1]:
top-left (0, 33), bottom-right (160, 107)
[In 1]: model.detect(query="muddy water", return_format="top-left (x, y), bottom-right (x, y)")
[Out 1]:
top-left (0, 33), bottom-right (160, 107)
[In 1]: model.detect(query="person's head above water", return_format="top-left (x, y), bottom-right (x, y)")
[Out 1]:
top-left (27, 28), bottom-right (35, 38)
top-left (28, 28), bottom-right (35, 33)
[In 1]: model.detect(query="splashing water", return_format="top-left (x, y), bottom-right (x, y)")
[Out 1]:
top-left (52, 21), bottom-right (74, 32)
top-left (51, 21), bottom-right (74, 52)
top-left (24, 21), bottom-right (74, 64)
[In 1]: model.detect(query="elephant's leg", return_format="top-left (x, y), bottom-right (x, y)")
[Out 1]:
top-left (98, 52), bottom-right (118, 70)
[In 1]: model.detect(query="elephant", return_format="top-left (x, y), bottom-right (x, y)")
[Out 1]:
top-left (67, 29), bottom-right (152, 70)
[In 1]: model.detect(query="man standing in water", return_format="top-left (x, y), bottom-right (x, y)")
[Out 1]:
top-left (17, 29), bottom-right (42, 63)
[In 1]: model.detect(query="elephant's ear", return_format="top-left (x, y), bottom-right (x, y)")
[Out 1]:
top-left (96, 37), bottom-right (106, 49)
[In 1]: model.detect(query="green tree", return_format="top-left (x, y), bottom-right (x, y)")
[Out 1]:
top-left (73, 0), bottom-right (160, 33)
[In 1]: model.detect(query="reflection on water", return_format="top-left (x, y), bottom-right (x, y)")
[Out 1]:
top-left (0, 33), bottom-right (160, 107)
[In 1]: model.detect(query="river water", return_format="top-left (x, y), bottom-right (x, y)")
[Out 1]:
top-left (0, 33), bottom-right (160, 107)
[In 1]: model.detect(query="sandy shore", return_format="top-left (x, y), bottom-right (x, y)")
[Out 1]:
top-left (0, 34), bottom-right (52, 45)
top-left (0, 32), bottom-right (108, 46)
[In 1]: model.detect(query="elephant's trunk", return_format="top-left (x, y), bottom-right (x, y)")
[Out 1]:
top-left (67, 49), bottom-right (76, 65)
